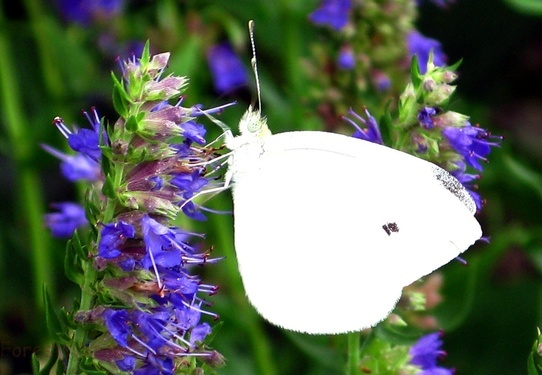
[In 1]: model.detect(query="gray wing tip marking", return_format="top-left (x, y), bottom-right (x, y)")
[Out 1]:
top-left (431, 166), bottom-right (476, 214)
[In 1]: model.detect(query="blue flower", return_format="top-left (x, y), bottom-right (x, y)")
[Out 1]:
top-left (407, 31), bottom-right (447, 74)
top-left (171, 171), bottom-right (210, 221)
top-left (161, 269), bottom-right (200, 296)
top-left (206, 43), bottom-right (248, 94)
top-left (55, 0), bottom-right (124, 25)
top-left (42, 145), bottom-right (100, 182)
top-left (53, 110), bottom-right (104, 162)
top-left (116, 355), bottom-right (135, 372)
top-left (135, 355), bottom-right (174, 375)
top-left (344, 108), bottom-right (383, 144)
top-left (179, 121), bottom-right (207, 145)
top-left (103, 304), bottom-right (214, 373)
top-left (442, 124), bottom-right (501, 171)
top-left (103, 309), bottom-right (132, 348)
top-left (190, 323), bottom-right (212, 346)
top-left (44, 202), bottom-right (88, 238)
top-left (67, 128), bottom-right (101, 161)
top-left (452, 165), bottom-right (483, 210)
top-left (409, 332), bottom-right (454, 374)
top-left (141, 215), bottom-right (217, 275)
top-left (141, 215), bottom-right (184, 270)
top-left (418, 107), bottom-right (437, 129)
top-left (337, 46), bottom-right (355, 70)
top-left (309, 0), bottom-right (352, 30)
top-left (171, 171), bottom-right (209, 198)
top-left (371, 70), bottom-right (392, 92)
top-left (98, 221), bottom-right (136, 259)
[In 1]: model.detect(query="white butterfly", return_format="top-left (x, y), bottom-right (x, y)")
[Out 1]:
top-left (219, 21), bottom-right (481, 334)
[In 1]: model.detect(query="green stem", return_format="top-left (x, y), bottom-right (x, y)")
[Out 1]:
top-left (0, 6), bottom-right (53, 309)
top-left (66, 189), bottom-right (118, 373)
top-left (22, 0), bottom-right (65, 100)
top-left (66, 262), bottom-right (97, 374)
top-left (346, 332), bottom-right (361, 375)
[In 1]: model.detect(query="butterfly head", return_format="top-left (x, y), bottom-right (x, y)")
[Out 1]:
top-left (238, 105), bottom-right (271, 138)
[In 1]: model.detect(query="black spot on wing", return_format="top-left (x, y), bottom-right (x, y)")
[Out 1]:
top-left (382, 222), bottom-right (399, 236)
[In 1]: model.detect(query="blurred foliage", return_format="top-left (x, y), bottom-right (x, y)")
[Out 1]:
top-left (0, 0), bottom-right (542, 374)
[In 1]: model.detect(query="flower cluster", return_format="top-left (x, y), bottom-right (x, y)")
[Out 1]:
top-left (44, 43), bottom-right (226, 373)
top-left (306, 0), bottom-right (418, 119)
top-left (392, 56), bottom-right (502, 209)
top-left (346, 55), bottom-right (501, 210)
top-left (306, 0), bottom-right (455, 124)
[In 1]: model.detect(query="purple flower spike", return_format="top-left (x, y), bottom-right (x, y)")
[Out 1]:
top-left (309, 0), bottom-right (352, 30)
top-left (44, 202), bottom-right (88, 238)
top-left (207, 43), bottom-right (249, 94)
top-left (407, 31), bottom-right (447, 74)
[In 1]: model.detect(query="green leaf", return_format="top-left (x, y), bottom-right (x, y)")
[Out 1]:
top-left (64, 232), bottom-right (84, 285)
top-left (409, 55), bottom-right (422, 89)
top-left (110, 72), bottom-right (130, 118)
top-left (85, 195), bottom-right (101, 230)
top-left (447, 58), bottom-right (463, 72)
top-left (378, 101), bottom-right (394, 146)
top-left (32, 352), bottom-right (40, 374)
top-left (43, 285), bottom-right (71, 345)
top-left (125, 114), bottom-right (139, 132)
top-left (55, 360), bottom-right (65, 375)
top-left (100, 148), bottom-right (112, 177)
top-left (528, 328), bottom-right (542, 375)
top-left (140, 40), bottom-right (151, 68)
top-left (72, 230), bottom-right (88, 260)
top-left (79, 356), bottom-right (109, 375)
top-left (37, 344), bottom-right (59, 375)
top-left (503, 0), bottom-right (542, 15)
top-left (101, 174), bottom-right (117, 199)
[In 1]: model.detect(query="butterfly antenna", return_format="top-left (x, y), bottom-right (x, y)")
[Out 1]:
top-left (248, 20), bottom-right (262, 112)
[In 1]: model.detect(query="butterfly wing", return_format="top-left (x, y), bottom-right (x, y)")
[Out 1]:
top-left (229, 131), bottom-right (481, 334)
